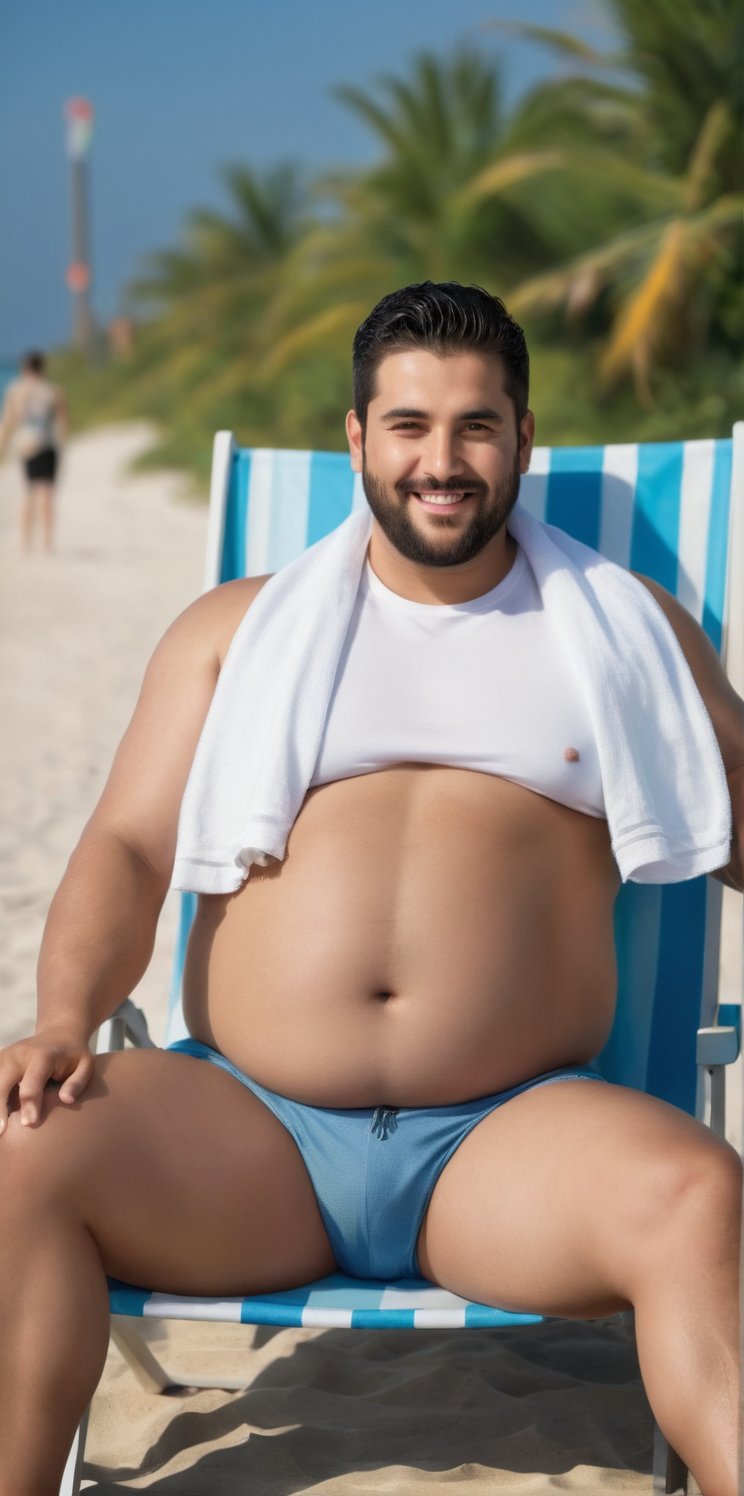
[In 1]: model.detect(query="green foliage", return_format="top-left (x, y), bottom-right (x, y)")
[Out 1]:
top-left (60, 6), bottom-right (741, 486)
top-left (498, 1), bottom-right (742, 401)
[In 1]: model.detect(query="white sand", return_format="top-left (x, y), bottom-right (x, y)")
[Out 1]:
top-left (0, 423), bottom-right (207, 1045)
top-left (2, 423), bottom-right (738, 1493)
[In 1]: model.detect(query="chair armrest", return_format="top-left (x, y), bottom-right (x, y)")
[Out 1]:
top-left (696, 1002), bottom-right (741, 1138)
top-left (94, 998), bottom-right (156, 1054)
top-left (696, 889), bottom-right (743, 1135)
top-left (716, 1000), bottom-right (742, 1046)
top-left (696, 1021), bottom-right (740, 1067)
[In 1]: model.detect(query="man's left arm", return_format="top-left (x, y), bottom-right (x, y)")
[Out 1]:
top-left (633, 574), bottom-right (744, 893)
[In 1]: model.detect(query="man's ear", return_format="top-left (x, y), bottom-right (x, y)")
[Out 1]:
top-left (519, 410), bottom-right (536, 474)
top-left (346, 409), bottom-right (363, 474)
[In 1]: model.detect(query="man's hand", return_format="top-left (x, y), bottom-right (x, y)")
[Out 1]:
top-left (0, 1028), bottom-right (94, 1135)
top-left (1, 576), bottom-right (267, 1145)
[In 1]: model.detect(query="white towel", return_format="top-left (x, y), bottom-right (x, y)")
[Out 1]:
top-left (172, 505), bottom-right (731, 893)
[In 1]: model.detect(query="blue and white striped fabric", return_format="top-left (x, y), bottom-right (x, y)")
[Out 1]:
top-left (129, 432), bottom-right (739, 1333)
top-left (216, 439), bottom-right (733, 650)
top-left (109, 1273), bottom-right (541, 1330)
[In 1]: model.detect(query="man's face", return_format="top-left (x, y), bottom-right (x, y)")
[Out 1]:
top-left (346, 348), bottom-right (534, 568)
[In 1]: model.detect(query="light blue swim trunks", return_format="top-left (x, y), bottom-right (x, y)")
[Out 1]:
top-left (169, 1037), bottom-right (603, 1281)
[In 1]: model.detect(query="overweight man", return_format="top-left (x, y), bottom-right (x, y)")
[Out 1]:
top-left (1, 282), bottom-right (742, 1496)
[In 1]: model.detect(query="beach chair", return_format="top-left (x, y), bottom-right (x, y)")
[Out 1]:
top-left (62, 428), bottom-right (744, 1496)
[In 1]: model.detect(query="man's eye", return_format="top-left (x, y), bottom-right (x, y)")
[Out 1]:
top-left (466, 422), bottom-right (490, 432)
top-left (392, 421), bottom-right (423, 431)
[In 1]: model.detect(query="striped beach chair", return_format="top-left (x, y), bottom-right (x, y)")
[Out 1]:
top-left (64, 428), bottom-right (743, 1496)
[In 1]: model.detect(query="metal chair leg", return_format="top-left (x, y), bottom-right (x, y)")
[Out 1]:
top-left (59, 1407), bottom-right (90, 1496)
top-left (653, 1420), bottom-right (688, 1493)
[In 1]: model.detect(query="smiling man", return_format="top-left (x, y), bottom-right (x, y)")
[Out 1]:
top-left (0, 282), bottom-right (742, 1496)
top-left (356, 347), bottom-right (525, 577)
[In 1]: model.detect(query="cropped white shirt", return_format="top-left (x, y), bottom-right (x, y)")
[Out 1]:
top-left (310, 547), bottom-right (606, 819)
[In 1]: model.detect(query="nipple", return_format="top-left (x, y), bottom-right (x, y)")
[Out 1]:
top-left (563, 747), bottom-right (581, 762)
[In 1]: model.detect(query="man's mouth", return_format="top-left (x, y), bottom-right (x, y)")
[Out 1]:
top-left (411, 490), bottom-right (475, 512)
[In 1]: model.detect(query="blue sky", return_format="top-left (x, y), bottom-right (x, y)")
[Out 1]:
top-left (1, 0), bottom-right (618, 357)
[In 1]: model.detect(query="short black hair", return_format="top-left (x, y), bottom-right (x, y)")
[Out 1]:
top-left (23, 351), bottom-right (46, 375)
top-left (352, 282), bottom-right (529, 429)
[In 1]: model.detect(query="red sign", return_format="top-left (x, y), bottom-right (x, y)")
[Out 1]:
top-left (65, 97), bottom-right (93, 122)
top-left (67, 262), bottom-right (90, 293)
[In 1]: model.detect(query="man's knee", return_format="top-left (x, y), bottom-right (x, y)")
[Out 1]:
top-left (0, 1072), bottom-right (109, 1217)
top-left (657, 1133), bottom-right (740, 1218)
top-left (622, 1130), bottom-right (741, 1268)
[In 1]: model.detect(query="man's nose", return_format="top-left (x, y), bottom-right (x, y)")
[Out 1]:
top-left (419, 429), bottom-right (461, 478)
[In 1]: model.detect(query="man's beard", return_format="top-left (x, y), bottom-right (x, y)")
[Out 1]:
top-left (361, 454), bottom-right (522, 568)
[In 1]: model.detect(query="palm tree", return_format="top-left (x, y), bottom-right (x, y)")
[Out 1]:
top-left (262, 49), bottom-right (568, 379)
top-left (475, 0), bottom-right (743, 404)
top-left (121, 163), bottom-right (314, 445)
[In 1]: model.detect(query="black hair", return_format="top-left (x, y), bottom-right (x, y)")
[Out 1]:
top-left (23, 351), bottom-right (46, 375)
top-left (352, 281), bottom-right (529, 429)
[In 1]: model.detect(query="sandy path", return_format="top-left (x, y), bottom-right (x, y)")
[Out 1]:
top-left (0, 423), bottom-right (206, 1046)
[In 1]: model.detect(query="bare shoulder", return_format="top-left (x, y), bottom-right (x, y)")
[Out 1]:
top-left (632, 571), bottom-right (744, 774)
top-left (157, 573), bottom-right (274, 670)
top-left (85, 573), bottom-right (274, 875)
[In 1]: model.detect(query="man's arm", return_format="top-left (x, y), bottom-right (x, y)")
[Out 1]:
top-left (634, 573), bottom-right (744, 893)
top-left (0, 574), bottom-right (270, 1133)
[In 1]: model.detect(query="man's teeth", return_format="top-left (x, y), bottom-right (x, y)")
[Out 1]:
top-left (416, 492), bottom-right (468, 504)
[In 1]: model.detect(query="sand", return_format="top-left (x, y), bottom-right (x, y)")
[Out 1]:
top-left (2, 423), bottom-right (739, 1493)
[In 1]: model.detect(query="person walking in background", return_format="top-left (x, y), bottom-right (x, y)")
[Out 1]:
top-left (0, 352), bottom-right (68, 552)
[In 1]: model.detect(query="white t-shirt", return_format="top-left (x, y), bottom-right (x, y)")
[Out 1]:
top-left (310, 547), bottom-right (605, 818)
top-left (11, 376), bottom-right (59, 454)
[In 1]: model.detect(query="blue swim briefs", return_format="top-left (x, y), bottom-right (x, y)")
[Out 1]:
top-left (168, 1037), bottom-right (604, 1281)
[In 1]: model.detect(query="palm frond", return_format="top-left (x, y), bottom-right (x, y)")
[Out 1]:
top-left (332, 83), bottom-right (410, 155)
top-left (508, 220), bottom-right (669, 313)
top-left (684, 101), bottom-right (734, 210)
top-left (600, 221), bottom-right (688, 383)
top-left (261, 303), bottom-right (369, 379)
top-left (480, 20), bottom-right (615, 68)
top-left (459, 149), bottom-right (566, 204)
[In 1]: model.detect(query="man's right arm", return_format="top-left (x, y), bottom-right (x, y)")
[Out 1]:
top-left (0, 574), bottom-right (270, 1133)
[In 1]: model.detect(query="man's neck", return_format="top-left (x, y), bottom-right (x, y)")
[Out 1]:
top-left (366, 523), bottom-right (518, 605)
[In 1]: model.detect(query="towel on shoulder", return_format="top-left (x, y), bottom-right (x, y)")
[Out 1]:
top-left (172, 505), bottom-right (731, 894)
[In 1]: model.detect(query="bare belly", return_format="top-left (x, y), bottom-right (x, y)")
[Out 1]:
top-left (182, 766), bottom-right (620, 1107)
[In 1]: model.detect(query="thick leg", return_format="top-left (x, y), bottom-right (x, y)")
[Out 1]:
top-left (417, 1080), bottom-right (741, 1496)
top-left (0, 1048), bottom-right (335, 1496)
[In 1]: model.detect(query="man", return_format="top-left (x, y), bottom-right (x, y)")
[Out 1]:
top-left (0, 352), bottom-right (68, 552)
top-left (0, 283), bottom-right (742, 1495)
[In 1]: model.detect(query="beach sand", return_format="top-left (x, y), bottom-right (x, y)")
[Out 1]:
top-left (2, 423), bottom-right (739, 1493)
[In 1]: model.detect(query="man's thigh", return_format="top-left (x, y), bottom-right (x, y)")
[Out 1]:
top-left (416, 1079), bottom-right (741, 1316)
top-left (3, 1047), bottom-right (335, 1293)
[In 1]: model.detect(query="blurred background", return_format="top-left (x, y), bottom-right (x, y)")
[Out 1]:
top-left (2, 0), bottom-right (741, 483)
